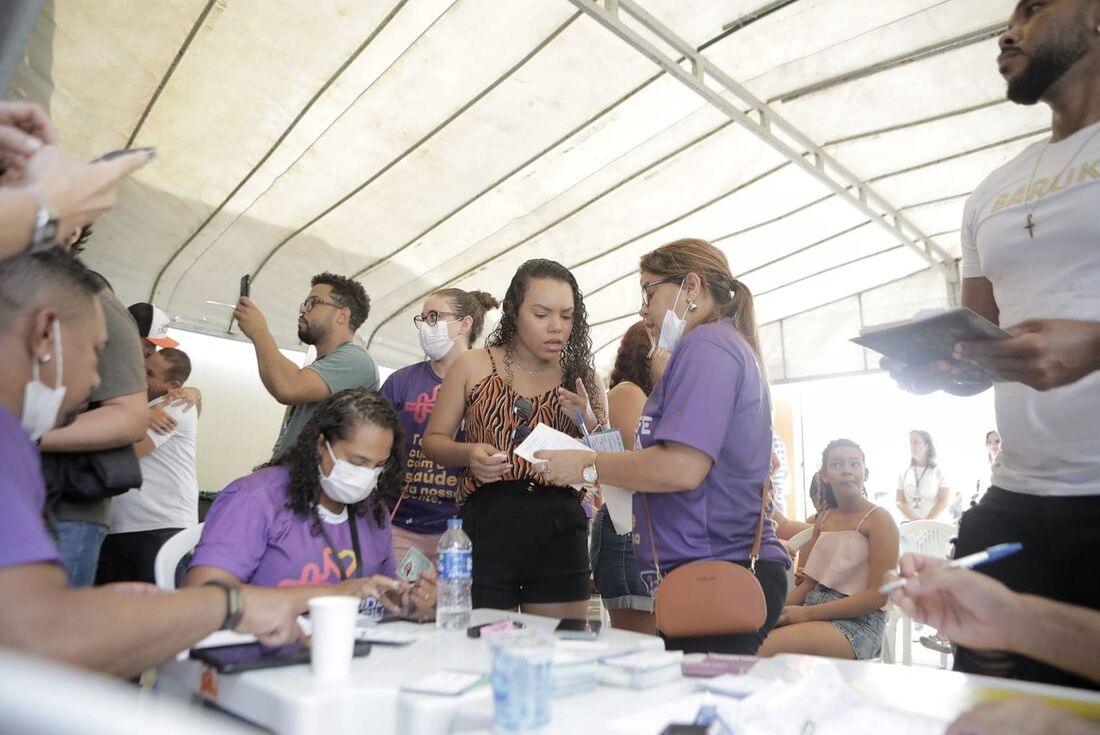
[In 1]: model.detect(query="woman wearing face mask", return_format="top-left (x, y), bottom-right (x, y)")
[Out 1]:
top-left (380, 288), bottom-right (499, 566)
top-left (186, 390), bottom-right (437, 617)
top-left (423, 259), bottom-right (607, 619)
top-left (536, 239), bottom-right (789, 654)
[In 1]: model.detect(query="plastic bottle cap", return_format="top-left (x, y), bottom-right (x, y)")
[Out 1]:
top-left (447, 518), bottom-right (463, 529)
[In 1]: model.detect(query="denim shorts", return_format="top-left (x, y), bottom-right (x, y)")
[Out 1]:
top-left (590, 506), bottom-right (653, 612)
top-left (805, 583), bottom-right (885, 660)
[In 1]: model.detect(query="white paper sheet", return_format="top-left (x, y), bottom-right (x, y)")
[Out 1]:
top-left (513, 423), bottom-right (592, 490)
top-left (601, 484), bottom-right (635, 535)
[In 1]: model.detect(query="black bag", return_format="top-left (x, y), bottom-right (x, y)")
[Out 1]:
top-left (42, 445), bottom-right (143, 505)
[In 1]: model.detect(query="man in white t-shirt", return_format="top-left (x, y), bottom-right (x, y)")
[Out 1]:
top-left (96, 347), bottom-right (199, 585)
top-left (887, 0), bottom-right (1100, 690)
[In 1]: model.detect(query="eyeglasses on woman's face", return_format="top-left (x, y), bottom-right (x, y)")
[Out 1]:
top-left (640, 275), bottom-right (683, 307)
top-left (412, 310), bottom-right (458, 329)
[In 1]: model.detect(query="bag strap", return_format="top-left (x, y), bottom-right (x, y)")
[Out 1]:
top-left (643, 476), bottom-right (772, 580)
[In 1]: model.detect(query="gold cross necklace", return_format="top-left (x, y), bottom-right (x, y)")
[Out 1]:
top-left (1022, 122), bottom-right (1100, 239)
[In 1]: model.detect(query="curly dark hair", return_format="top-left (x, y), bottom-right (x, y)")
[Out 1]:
top-left (609, 321), bottom-right (653, 395)
top-left (486, 259), bottom-right (605, 423)
top-left (262, 389), bottom-right (404, 534)
top-left (818, 438), bottom-right (868, 509)
top-left (312, 272), bottom-right (371, 331)
top-left (433, 288), bottom-right (500, 347)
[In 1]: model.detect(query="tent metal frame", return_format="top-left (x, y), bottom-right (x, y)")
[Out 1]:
top-left (566, 0), bottom-right (960, 297)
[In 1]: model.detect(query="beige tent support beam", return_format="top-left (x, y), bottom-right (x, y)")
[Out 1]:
top-left (567, 0), bottom-right (959, 295)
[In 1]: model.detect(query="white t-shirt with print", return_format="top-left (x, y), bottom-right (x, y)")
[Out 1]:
top-left (960, 120), bottom-right (1100, 497)
top-left (109, 401), bottom-right (199, 533)
top-left (897, 464), bottom-right (949, 520)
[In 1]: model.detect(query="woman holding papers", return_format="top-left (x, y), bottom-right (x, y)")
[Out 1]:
top-left (591, 321), bottom-right (659, 634)
top-left (759, 439), bottom-right (899, 660)
top-left (536, 238), bottom-right (789, 654)
top-left (422, 259), bottom-right (607, 618)
top-left (896, 429), bottom-right (951, 521)
top-left (380, 288), bottom-right (499, 567)
top-left (185, 389), bottom-right (437, 617)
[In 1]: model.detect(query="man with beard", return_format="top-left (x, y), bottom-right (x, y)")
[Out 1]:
top-left (887, 0), bottom-right (1100, 689)
top-left (234, 272), bottom-right (378, 457)
top-left (0, 250), bottom-right (303, 677)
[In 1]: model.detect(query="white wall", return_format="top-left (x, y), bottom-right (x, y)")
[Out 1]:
top-left (166, 328), bottom-right (396, 492)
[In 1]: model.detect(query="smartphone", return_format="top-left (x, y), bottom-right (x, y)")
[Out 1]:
top-left (554, 618), bottom-right (601, 640)
top-left (189, 640), bottom-right (370, 674)
top-left (239, 274), bottom-right (251, 298)
top-left (466, 620), bottom-right (525, 638)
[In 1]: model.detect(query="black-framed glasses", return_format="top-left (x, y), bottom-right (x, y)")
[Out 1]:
top-left (412, 310), bottom-right (458, 329)
top-left (510, 397), bottom-right (535, 445)
top-left (300, 296), bottom-right (343, 313)
top-left (640, 275), bottom-right (683, 307)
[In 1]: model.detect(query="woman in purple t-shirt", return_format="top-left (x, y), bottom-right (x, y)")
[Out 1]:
top-left (186, 390), bottom-right (437, 617)
top-left (538, 238), bottom-right (789, 654)
top-left (380, 288), bottom-right (499, 566)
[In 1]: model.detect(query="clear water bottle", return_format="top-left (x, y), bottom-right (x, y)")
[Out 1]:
top-left (436, 517), bottom-right (472, 630)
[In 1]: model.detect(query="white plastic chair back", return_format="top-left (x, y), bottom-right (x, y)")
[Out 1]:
top-left (154, 524), bottom-right (204, 590)
top-left (899, 519), bottom-right (955, 559)
top-left (784, 527), bottom-right (815, 594)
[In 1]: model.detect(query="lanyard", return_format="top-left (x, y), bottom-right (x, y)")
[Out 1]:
top-left (317, 507), bottom-right (364, 581)
top-left (910, 465), bottom-right (930, 508)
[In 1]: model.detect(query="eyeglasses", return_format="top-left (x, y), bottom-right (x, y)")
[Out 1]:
top-left (300, 296), bottom-right (343, 313)
top-left (413, 310), bottom-right (458, 329)
top-left (640, 275), bottom-right (683, 307)
top-left (510, 397), bottom-right (535, 445)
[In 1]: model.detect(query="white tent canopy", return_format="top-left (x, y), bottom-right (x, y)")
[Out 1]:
top-left (7, 0), bottom-right (1046, 381)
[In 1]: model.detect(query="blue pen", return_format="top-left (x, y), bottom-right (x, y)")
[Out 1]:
top-left (576, 410), bottom-right (590, 438)
top-left (879, 542), bottom-right (1023, 594)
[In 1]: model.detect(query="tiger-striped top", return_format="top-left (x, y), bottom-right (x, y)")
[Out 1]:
top-left (459, 349), bottom-right (582, 503)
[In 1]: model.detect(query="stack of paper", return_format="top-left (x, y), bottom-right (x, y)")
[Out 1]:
top-left (552, 651), bottom-right (598, 698)
top-left (598, 650), bottom-right (684, 689)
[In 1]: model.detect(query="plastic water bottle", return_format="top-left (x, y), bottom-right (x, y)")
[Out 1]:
top-left (436, 517), bottom-right (472, 630)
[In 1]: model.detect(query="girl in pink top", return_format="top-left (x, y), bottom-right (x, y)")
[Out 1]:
top-left (760, 439), bottom-right (899, 660)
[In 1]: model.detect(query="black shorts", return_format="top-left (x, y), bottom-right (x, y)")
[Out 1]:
top-left (460, 480), bottom-right (590, 609)
top-left (954, 486), bottom-right (1100, 690)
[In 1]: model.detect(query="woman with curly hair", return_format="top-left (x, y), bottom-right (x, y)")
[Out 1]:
top-left (185, 389), bottom-right (436, 617)
top-left (423, 259), bottom-right (607, 618)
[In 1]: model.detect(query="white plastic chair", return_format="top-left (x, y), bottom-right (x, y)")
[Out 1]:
top-left (884, 519), bottom-right (956, 666)
top-left (784, 527), bottom-right (815, 594)
top-left (153, 524), bottom-right (204, 590)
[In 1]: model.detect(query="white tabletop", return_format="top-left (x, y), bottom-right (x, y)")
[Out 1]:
top-left (157, 609), bottom-right (1100, 735)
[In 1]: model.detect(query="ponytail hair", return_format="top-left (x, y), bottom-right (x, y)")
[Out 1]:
top-left (639, 238), bottom-right (762, 362)
top-left (433, 288), bottom-right (500, 347)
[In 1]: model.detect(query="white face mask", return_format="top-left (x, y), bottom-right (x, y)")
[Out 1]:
top-left (656, 280), bottom-right (688, 353)
top-left (418, 319), bottom-right (457, 361)
top-left (22, 320), bottom-right (67, 442)
top-left (319, 441), bottom-right (382, 505)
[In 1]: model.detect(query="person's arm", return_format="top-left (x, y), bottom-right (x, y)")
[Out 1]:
top-left (0, 562), bottom-right (301, 679)
top-left (0, 188), bottom-right (38, 258)
top-left (956, 318), bottom-right (1100, 391)
top-left (896, 486), bottom-right (919, 521)
top-left (233, 297), bottom-right (331, 405)
top-left (607, 383), bottom-right (647, 446)
top-left (134, 435), bottom-right (155, 458)
top-left (890, 555), bottom-right (1100, 684)
top-left (783, 509), bottom-right (899, 626)
top-left (38, 391), bottom-right (148, 452)
top-left (422, 351), bottom-right (508, 486)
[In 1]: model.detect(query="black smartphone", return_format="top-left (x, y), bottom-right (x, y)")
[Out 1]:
top-left (239, 274), bottom-right (251, 298)
top-left (466, 620), bottom-right (525, 638)
top-left (189, 640), bottom-right (370, 674)
top-left (554, 618), bottom-right (601, 640)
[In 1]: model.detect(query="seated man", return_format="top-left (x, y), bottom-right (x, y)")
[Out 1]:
top-left (0, 250), bottom-right (347, 678)
top-left (97, 347), bottom-right (199, 585)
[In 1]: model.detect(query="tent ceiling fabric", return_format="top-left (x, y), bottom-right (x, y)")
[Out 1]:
top-left (9, 0), bottom-right (1041, 381)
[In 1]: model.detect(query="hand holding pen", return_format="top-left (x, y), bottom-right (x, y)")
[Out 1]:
top-left (881, 547), bottom-right (1025, 653)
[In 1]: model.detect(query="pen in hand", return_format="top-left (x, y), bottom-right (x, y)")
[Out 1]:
top-left (878, 542), bottom-right (1023, 595)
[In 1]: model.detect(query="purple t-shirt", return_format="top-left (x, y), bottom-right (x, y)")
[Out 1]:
top-left (380, 361), bottom-right (462, 534)
top-left (633, 320), bottom-right (789, 595)
top-left (0, 406), bottom-right (61, 570)
top-left (190, 466), bottom-right (396, 587)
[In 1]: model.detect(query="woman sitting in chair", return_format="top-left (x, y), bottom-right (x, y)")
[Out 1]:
top-left (185, 389), bottom-right (436, 618)
top-left (759, 439), bottom-right (898, 660)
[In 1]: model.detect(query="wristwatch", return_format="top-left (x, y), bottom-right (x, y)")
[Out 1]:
top-left (582, 452), bottom-right (599, 487)
top-left (203, 580), bottom-right (245, 631)
top-left (26, 187), bottom-right (59, 253)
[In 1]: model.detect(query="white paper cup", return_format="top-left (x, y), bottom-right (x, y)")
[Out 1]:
top-left (308, 596), bottom-right (360, 681)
